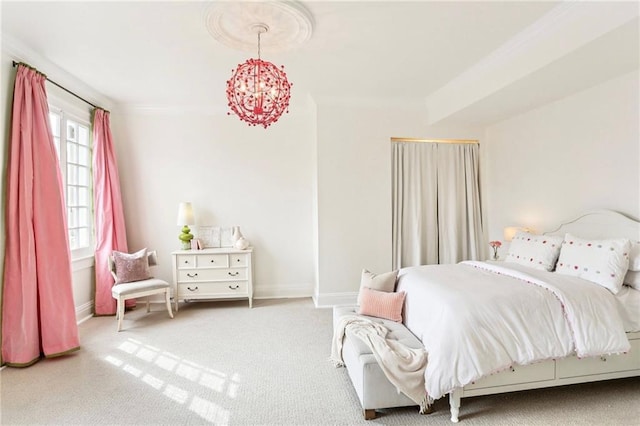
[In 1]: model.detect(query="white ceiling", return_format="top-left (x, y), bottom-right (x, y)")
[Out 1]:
top-left (2, 1), bottom-right (638, 127)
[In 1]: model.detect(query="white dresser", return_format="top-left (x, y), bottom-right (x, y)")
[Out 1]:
top-left (171, 247), bottom-right (253, 311)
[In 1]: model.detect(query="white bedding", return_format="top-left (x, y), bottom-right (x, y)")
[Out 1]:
top-left (396, 261), bottom-right (630, 401)
top-left (615, 285), bottom-right (640, 332)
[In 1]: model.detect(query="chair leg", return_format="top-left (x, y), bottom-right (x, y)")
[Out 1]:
top-left (146, 299), bottom-right (151, 313)
top-left (165, 290), bottom-right (174, 318)
top-left (117, 297), bottom-right (125, 332)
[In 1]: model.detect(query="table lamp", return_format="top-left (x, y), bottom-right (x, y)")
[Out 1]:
top-left (503, 226), bottom-right (530, 242)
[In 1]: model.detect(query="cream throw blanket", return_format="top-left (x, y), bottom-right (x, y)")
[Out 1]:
top-left (330, 314), bottom-right (430, 413)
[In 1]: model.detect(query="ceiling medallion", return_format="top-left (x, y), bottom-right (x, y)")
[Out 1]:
top-left (204, 1), bottom-right (314, 53)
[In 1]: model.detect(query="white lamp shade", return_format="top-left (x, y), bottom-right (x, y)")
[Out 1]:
top-left (177, 202), bottom-right (195, 226)
top-left (504, 226), bottom-right (531, 242)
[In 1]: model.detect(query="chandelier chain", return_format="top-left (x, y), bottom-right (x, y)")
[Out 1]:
top-left (257, 31), bottom-right (261, 60)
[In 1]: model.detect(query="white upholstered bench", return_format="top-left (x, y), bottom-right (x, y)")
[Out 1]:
top-left (333, 306), bottom-right (426, 420)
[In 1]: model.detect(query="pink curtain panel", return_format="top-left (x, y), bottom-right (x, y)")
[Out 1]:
top-left (92, 108), bottom-right (130, 315)
top-left (2, 64), bottom-right (80, 366)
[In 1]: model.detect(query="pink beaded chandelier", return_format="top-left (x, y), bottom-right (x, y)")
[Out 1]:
top-left (226, 25), bottom-right (292, 129)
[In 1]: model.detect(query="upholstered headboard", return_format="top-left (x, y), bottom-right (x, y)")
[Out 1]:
top-left (545, 210), bottom-right (640, 242)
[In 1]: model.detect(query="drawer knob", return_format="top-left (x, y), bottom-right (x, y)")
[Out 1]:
top-left (184, 260), bottom-right (188, 264)
top-left (187, 273), bottom-right (198, 278)
top-left (229, 285), bottom-right (239, 290)
top-left (236, 259), bottom-right (241, 262)
top-left (510, 366), bottom-right (516, 373)
top-left (210, 259), bottom-right (215, 263)
top-left (187, 286), bottom-right (198, 292)
top-left (228, 271), bottom-right (239, 277)
top-left (600, 356), bottom-right (607, 362)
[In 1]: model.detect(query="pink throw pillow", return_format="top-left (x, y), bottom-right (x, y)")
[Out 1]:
top-left (113, 248), bottom-right (151, 284)
top-left (357, 287), bottom-right (406, 322)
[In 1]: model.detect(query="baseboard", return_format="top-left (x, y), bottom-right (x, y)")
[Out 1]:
top-left (313, 292), bottom-right (358, 308)
top-left (254, 283), bottom-right (314, 300)
top-left (72, 288), bottom-right (352, 318)
top-left (75, 301), bottom-right (93, 323)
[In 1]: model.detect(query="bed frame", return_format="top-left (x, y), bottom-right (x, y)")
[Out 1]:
top-left (448, 210), bottom-right (640, 422)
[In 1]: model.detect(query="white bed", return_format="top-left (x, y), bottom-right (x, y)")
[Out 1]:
top-left (395, 210), bottom-right (640, 422)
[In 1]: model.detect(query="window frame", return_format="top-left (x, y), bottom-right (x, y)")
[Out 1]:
top-left (47, 98), bottom-right (94, 261)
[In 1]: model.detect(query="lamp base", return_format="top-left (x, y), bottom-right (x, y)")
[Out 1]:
top-left (179, 225), bottom-right (194, 250)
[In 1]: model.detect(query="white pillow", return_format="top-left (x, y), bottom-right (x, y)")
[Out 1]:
top-left (555, 233), bottom-right (630, 294)
top-left (505, 231), bottom-right (563, 271)
top-left (357, 269), bottom-right (398, 305)
top-left (628, 241), bottom-right (640, 271)
top-left (624, 270), bottom-right (640, 290)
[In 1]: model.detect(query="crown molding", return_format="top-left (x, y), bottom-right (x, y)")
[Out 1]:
top-left (117, 97), bottom-right (315, 117)
top-left (3, 34), bottom-right (116, 111)
top-left (312, 94), bottom-right (427, 110)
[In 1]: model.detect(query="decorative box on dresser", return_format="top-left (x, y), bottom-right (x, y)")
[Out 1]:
top-left (171, 247), bottom-right (253, 311)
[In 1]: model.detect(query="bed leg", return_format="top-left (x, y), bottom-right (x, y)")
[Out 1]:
top-left (449, 389), bottom-right (461, 423)
top-left (364, 409), bottom-right (376, 420)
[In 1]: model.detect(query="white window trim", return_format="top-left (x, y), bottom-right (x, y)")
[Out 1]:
top-left (48, 93), bottom-right (95, 262)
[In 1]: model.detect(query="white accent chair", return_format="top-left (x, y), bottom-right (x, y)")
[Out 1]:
top-left (109, 250), bottom-right (174, 331)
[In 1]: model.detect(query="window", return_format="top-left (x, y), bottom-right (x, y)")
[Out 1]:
top-left (49, 107), bottom-right (93, 259)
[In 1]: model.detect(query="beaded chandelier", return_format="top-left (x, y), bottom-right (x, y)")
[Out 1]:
top-left (226, 25), bottom-right (292, 128)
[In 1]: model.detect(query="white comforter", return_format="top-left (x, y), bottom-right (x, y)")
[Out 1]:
top-left (396, 261), bottom-right (630, 400)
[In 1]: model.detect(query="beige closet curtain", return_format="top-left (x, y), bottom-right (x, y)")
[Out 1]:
top-left (392, 141), bottom-right (483, 269)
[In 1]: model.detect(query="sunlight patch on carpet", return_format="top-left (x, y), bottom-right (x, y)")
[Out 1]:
top-left (190, 395), bottom-right (231, 423)
top-left (123, 364), bottom-right (142, 377)
top-left (155, 353), bottom-right (179, 371)
top-left (142, 373), bottom-right (164, 390)
top-left (104, 355), bottom-right (123, 367)
top-left (102, 337), bottom-right (235, 424)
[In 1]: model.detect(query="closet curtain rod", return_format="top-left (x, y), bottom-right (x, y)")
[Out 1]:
top-left (12, 60), bottom-right (102, 110)
top-left (391, 137), bottom-right (478, 144)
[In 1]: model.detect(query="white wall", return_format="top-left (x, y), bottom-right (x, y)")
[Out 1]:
top-left (110, 100), bottom-right (484, 307)
top-left (314, 101), bottom-right (484, 305)
top-left (110, 106), bottom-right (317, 299)
top-left (484, 71), bottom-right (640, 244)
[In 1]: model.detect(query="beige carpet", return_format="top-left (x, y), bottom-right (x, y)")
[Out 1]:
top-left (1, 298), bottom-right (638, 425)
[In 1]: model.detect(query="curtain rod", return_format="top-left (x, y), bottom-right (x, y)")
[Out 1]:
top-left (12, 60), bottom-right (102, 110)
top-left (391, 137), bottom-right (479, 144)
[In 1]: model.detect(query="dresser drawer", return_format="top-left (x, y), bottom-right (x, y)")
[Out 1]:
top-left (176, 254), bottom-right (230, 268)
top-left (465, 361), bottom-right (555, 390)
top-left (230, 253), bottom-right (249, 267)
top-left (197, 254), bottom-right (229, 268)
top-left (557, 339), bottom-right (640, 378)
top-left (179, 281), bottom-right (248, 297)
top-left (178, 268), bottom-right (247, 282)
top-left (176, 255), bottom-right (196, 268)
